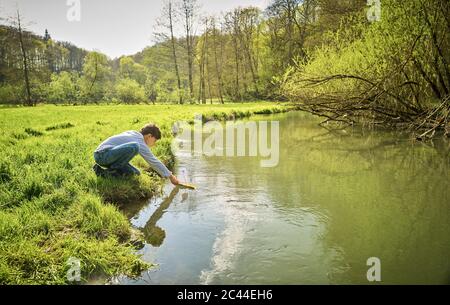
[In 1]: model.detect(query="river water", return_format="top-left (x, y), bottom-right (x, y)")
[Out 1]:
top-left (120, 111), bottom-right (449, 285)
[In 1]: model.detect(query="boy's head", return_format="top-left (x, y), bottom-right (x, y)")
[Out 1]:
top-left (141, 123), bottom-right (162, 147)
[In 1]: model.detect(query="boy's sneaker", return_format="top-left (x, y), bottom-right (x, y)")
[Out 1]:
top-left (93, 164), bottom-right (106, 177)
top-left (106, 168), bottom-right (123, 178)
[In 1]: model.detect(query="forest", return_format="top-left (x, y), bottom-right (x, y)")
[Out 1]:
top-left (1, 0), bottom-right (447, 139)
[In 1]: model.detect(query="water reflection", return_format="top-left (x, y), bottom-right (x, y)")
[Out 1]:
top-left (141, 187), bottom-right (180, 247)
top-left (121, 111), bottom-right (449, 285)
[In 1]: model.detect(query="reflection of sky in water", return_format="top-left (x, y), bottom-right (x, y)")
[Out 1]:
top-left (121, 149), bottom-right (338, 285)
top-left (199, 198), bottom-right (259, 284)
top-left (118, 112), bottom-right (450, 285)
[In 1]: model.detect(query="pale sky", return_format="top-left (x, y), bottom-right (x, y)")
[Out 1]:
top-left (0, 0), bottom-right (270, 58)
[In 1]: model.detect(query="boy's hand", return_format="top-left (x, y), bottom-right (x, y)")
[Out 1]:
top-left (169, 174), bottom-right (180, 186)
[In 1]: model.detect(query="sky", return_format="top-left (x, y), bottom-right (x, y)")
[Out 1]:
top-left (0, 0), bottom-right (270, 58)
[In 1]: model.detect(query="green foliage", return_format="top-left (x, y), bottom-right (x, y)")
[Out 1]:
top-left (0, 84), bottom-right (23, 104)
top-left (47, 72), bottom-right (79, 103)
top-left (119, 57), bottom-right (147, 85)
top-left (0, 25), bottom-right (87, 105)
top-left (79, 52), bottom-right (111, 102)
top-left (282, 0), bottom-right (450, 130)
top-left (115, 78), bottom-right (146, 104)
top-left (1, 1), bottom-right (336, 104)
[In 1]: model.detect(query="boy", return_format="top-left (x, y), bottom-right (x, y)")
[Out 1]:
top-left (93, 123), bottom-right (179, 186)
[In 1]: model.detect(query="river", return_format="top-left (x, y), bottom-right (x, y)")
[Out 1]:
top-left (119, 111), bottom-right (450, 285)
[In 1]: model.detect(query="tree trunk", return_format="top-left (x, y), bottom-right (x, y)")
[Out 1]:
top-left (168, 1), bottom-right (183, 104)
top-left (17, 10), bottom-right (32, 106)
top-left (182, 0), bottom-right (195, 100)
top-left (198, 20), bottom-right (208, 104)
top-left (213, 22), bottom-right (224, 104)
top-left (233, 14), bottom-right (241, 101)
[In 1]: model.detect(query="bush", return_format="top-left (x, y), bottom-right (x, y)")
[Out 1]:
top-left (0, 84), bottom-right (23, 104)
top-left (47, 72), bottom-right (78, 104)
top-left (115, 78), bottom-right (146, 104)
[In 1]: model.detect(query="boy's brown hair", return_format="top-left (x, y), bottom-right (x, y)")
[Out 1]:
top-left (140, 123), bottom-right (162, 140)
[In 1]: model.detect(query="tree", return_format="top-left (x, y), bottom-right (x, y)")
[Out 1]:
top-left (224, 10), bottom-right (242, 100)
top-left (211, 17), bottom-right (225, 104)
top-left (223, 7), bottom-right (264, 100)
top-left (80, 52), bottom-right (110, 102)
top-left (237, 7), bottom-right (261, 96)
top-left (282, 0), bottom-right (449, 138)
top-left (178, 0), bottom-right (199, 100)
top-left (156, 0), bottom-right (183, 104)
top-left (45, 39), bottom-right (57, 73)
top-left (15, 10), bottom-right (33, 106)
top-left (265, 0), bottom-right (318, 72)
top-left (43, 29), bottom-right (51, 42)
top-left (119, 56), bottom-right (147, 85)
top-left (197, 18), bottom-right (209, 104)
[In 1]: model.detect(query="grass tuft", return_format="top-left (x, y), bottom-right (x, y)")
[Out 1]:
top-left (24, 128), bottom-right (44, 137)
top-left (45, 123), bottom-right (75, 131)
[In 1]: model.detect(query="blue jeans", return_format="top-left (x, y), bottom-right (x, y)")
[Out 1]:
top-left (94, 142), bottom-right (141, 176)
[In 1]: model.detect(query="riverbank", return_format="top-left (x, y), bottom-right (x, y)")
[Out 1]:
top-left (0, 102), bottom-right (291, 284)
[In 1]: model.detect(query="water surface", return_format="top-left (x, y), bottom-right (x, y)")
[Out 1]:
top-left (120, 111), bottom-right (450, 285)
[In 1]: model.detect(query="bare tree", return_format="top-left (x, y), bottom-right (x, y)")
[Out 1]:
top-left (285, 0), bottom-right (450, 140)
top-left (178, 0), bottom-right (199, 100)
top-left (211, 17), bottom-right (224, 104)
top-left (238, 7), bottom-right (261, 96)
top-left (156, 0), bottom-right (184, 104)
top-left (15, 10), bottom-right (33, 106)
top-left (266, 0), bottom-right (317, 68)
top-left (224, 10), bottom-right (242, 101)
top-left (198, 18), bottom-right (208, 104)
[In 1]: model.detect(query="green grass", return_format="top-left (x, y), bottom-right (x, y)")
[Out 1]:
top-left (0, 102), bottom-right (289, 284)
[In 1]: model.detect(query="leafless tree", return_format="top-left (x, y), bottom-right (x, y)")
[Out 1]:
top-left (178, 0), bottom-right (200, 100)
top-left (155, 0), bottom-right (184, 104)
top-left (13, 10), bottom-right (33, 106)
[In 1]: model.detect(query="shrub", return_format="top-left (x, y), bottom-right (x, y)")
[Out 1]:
top-left (0, 84), bottom-right (22, 104)
top-left (115, 78), bottom-right (146, 104)
top-left (47, 72), bottom-right (79, 104)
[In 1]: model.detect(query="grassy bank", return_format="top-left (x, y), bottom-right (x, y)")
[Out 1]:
top-left (0, 102), bottom-right (288, 284)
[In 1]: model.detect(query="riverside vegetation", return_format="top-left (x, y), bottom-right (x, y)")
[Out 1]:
top-left (0, 102), bottom-right (288, 284)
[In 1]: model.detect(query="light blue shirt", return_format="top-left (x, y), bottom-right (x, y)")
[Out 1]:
top-left (95, 130), bottom-right (172, 178)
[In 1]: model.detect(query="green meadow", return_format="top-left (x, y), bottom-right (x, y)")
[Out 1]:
top-left (0, 102), bottom-right (288, 284)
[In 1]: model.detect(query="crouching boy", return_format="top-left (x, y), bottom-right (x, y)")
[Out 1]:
top-left (93, 123), bottom-right (179, 186)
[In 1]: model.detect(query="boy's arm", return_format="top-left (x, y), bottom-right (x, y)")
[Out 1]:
top-left (138, 142), bottom-right (172, 178)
